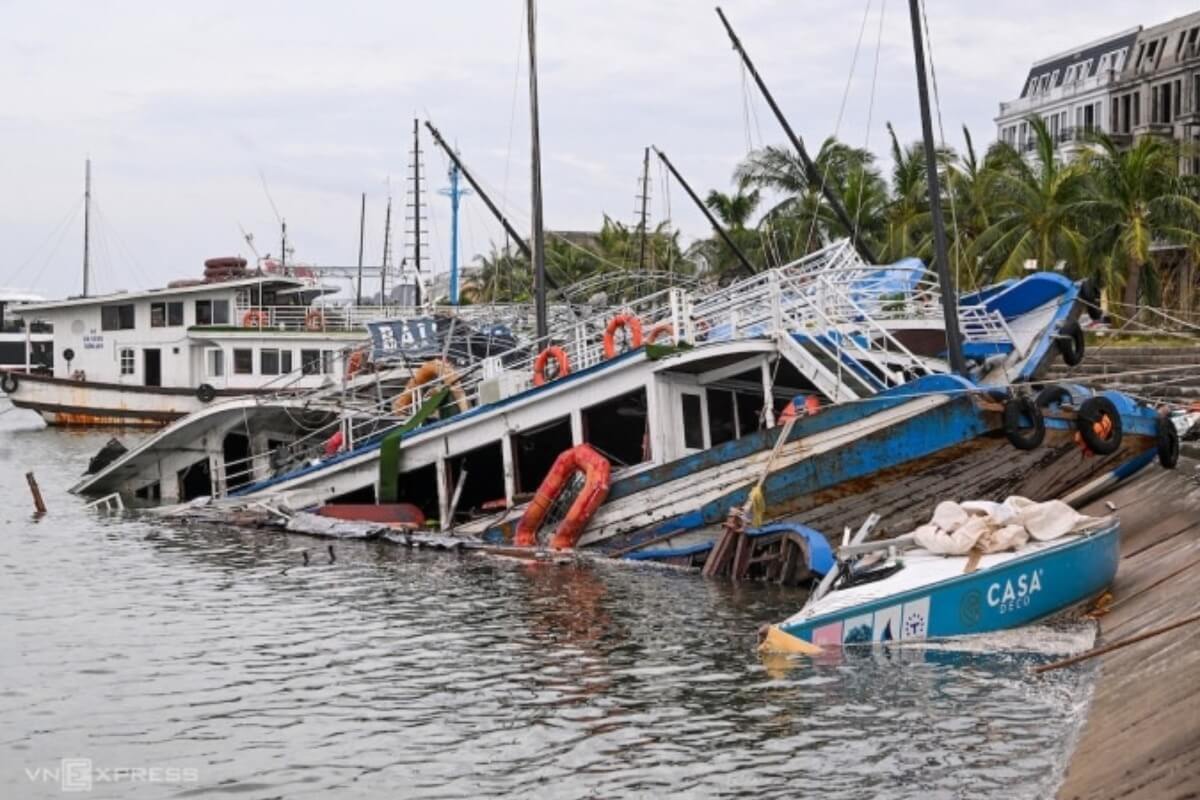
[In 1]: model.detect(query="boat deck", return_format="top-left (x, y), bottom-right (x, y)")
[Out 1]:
top-left (1058, 458), bottom-right (1200, 799)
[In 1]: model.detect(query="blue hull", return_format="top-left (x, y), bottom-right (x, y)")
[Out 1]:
top-left (780, 522), bottom-right (1121, 645)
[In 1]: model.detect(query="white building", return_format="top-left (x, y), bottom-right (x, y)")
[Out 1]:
top-left (996, 28), bottom-right (1140, 154)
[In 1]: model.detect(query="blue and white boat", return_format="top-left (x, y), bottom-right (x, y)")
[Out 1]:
top-left (763, 515), bottom-right (1119, 649)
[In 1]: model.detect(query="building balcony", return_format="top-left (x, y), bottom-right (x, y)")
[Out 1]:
top-left (998, 72), bottom-right (1117, 119)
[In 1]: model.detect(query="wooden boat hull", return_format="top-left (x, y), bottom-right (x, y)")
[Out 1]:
top-left (776, 521), bottom-right (1120, 645)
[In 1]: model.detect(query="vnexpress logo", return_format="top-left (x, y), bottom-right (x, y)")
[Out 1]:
top-left (60, 758), bottom-right (93, 792)
top-left (25, 757), bottom-right (199, 791)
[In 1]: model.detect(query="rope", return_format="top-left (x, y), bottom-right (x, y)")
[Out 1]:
top-left (1032, 611), bottom-right (1200, 674)
top-left (854, 0), bottom-right (886, 244)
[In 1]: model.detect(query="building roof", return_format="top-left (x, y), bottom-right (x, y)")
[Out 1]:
top-left (1018, 27), bottom-right (1140, 97)
top-left (11, 275), bottom-right (308, 314)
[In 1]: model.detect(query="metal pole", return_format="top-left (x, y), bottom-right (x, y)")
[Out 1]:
top-left (381, 197), bottom-right (392, 304)
top-left (715, 7), bottom-right (878, 265)
top-left (527, 0), bottom-right (548, 341)
top-left (448, 163), bottom-right (462, 304)
top-left (355, 192), bottom-right (366, 305)
top-left (82, 159), bottom-right (91, 296)
top-left (653, 147), bottom-right (757, 278)
top-left (280, 219), bottom-right (287, 274)
top-left (907, 0), bottom-right (965, 375)
top-left (638, 146), bottom-right (650, 270)
top-left (412, 119), bottom-right (423, 306)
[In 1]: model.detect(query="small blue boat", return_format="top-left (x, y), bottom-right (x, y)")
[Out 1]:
top-left (768, 518), bottom-right (1119, 648)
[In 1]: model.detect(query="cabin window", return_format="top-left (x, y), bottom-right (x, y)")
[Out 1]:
top-left (513, 417), bottom-right (573, 494)
top-left (737, 391), bottom-right (765, 437)
top-left (100, 303), bottom-right (135, 331)
top-left (301, 349), bottom-right (322, 375)
top-left (151, 301), bottom-right (183, 328)
top-left (446, 442), bottom-right (506, 519)
top-left (260, 349), bottom-right (292, 376)
top-left (195, 299), bottom-right (230, 326)
top-left (681, 393), bottom-right (704, 450)
top-left (119, 348), bottom-right (135, 376)
top-left (233, 348), bottom-right (253, 375)
top-left (206, 349), bottom-right (225, 377)
top-left (583, 387), bottom-right (650, 467)
top-left (322, 351), bottom-right (335, 374)
top-left (706, 388), bottom-right (737, 446)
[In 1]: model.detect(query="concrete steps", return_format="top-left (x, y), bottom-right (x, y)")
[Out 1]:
top-left (1044, 344), bottom-right (1200, 404)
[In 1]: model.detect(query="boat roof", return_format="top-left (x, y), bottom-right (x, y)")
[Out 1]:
top-left (0, 288), bottom-right (46, 303)
top-left (11, 275), bottom-right (311, 313)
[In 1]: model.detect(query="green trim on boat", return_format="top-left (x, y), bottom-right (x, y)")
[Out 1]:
top-left (377, 386), bottom-right (450, 503)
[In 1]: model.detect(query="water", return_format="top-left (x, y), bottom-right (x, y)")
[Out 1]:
top-left (0, 404), bottom-right (1097, 799)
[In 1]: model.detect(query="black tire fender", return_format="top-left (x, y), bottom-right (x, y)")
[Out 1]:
top-left (1079, 279), bottom-right (1103, 321)
top-left (1157, 415), bottom-right (1180, 469)
top-left (1035, 384), bottom-right (1074, 410)
top-left (1004, 396), bottom-right (1046, 451)
top-left (196, 383), bottom-right (217, 403)
top-left (1077, 396), bottom-right (1123, 456)
top-left (1057, 320), bottom-right (1085, 366)
top-left (0, 371), bottom-right (18, 394)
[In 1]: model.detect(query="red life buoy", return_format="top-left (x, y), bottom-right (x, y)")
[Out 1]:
top-left (393, 359), bottom-right (470, 416)
top-left (304, 309), bottom-right (325, 331)
top-left (324, 430), bottom-right (344, 456)
top-left (533, 346), bottom-right (570, 386)
top-left (345, 349), bottom-right (366, 378)
top-left (242, 309), bottom-right (266, 328)
top-left (515, 444), bottom-right (611, 549)
top-left (646, 322), bottom-right (675, 345)
top-left (603, 314), bottom-right (644, 358)
top-left (778, 394), bottom-right (821, 425)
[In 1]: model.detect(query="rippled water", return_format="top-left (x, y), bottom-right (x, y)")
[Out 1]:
top-left (0, 403), bottom-right (1096, 799)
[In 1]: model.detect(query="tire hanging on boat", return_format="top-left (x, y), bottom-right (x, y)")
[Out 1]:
top-left (1079, 279), bottom-right (1103, 321)
top-left (515, 444), bottom-right (611, 550)
top-left (392, 359), bottom-right (470, 416)
top-left (1035, 384), bottom-right (1073, 410)
top-left (532, 346), bottom-right (570, 386)
top-left (603, 314), bottom-right (643, 358)
top-left (1075, 396), bottom-right (1122, 455)
top-left (0, 372), bottom-right (18, 394)
top-left (1003, 396), bottom-right (1046, 451)
top-left (1056, 320), bottom-right (1085, 366)
top-left (196, 383), bottom-right (216, 403)
top-left (1157, 415), bottom-right (1180, 469)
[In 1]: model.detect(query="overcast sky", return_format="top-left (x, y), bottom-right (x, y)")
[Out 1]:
top-left (1, 0), bottom-right (1195, 299)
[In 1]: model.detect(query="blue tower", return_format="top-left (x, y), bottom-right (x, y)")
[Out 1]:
top-left (438, 157), bottom-right (472, 305)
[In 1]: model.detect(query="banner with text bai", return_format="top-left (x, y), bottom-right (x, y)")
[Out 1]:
top-left (366, 318), bottom-right (441, 361)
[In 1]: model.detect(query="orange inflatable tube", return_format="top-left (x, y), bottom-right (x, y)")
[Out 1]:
top-left (515, 444), bottom-right (611, 549)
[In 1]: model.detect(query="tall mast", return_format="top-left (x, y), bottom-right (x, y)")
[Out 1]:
top-left (638, 146), bottom-right (650, 270)
top-left (527, 0), bottom-right (548, 340)
top-left (82, 159), bottom-right (91, 296)
top-left (381, 195), bottom-right (392, 304)
top-left (653, 147), bottom-right (756, 279)
top-left (715, 7), bottom-right (878, 265)
top-left (410, 119), bottom-right (423, 305)
top-left (907, 0), bottom-right (965, 374)
top-left (280, 219), bottom-right (287, 273)
top-left (439, 154), bottom-right (471, 306)
top-left (355, 192), bottom-right (366, 305)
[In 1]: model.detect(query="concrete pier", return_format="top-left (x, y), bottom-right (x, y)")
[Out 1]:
top-left (1058, 459), bottom-right (1200, 799)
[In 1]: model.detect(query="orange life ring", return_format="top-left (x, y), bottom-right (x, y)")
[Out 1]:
top-left (515, 444), bottom-right (611, 549)
top-left (345, 349), bottom-right (366, 378)
top-left (646, 322), bottom-right (675, 345)
top-left (323, 430), bottom-right (344, 456)
top-left (392, 359), bottom-right (470, 416)
top-left (603, 314), bottom-right (644, 358)
top-left (533, 346), bottom-right (570, 386)
top-left (304, 309), bottom-right (325, 331)
top-left (242, 309), bottom-right (266, 328)
top-left (778, 394), bottom-right (821, 424)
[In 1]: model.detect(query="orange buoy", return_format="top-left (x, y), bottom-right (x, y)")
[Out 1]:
top-left (515, 444), bottom-right (611, 549)
top-left (533, 346), bottom-right (570, 386)
top-left (646, 322), bottom-right (675, 345)
top-left (345, 349), bottom-right (366, 378)
top-left (241, 309), bottom-right (267, 328)
top-left (304, 309), bottom-right (325, 331)
top-left (779, 394), bottom-right (822, 424)
top-left (392, 359), bottom-right (470, 416)
top-left (323, 430), bottom-right (344, 456)
top-left (603, 314), bottom-right (644, 358)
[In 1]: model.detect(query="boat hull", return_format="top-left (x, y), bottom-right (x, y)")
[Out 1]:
top-left (778, 522), bottom-right (1120, 644)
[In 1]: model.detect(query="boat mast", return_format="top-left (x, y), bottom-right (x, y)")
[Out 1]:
top-left (439, 153), bottom-right (471, 306)
top-left (381, 195), bottom-right (392, 304)
top-left (527, 0), bottom-right (548, 340)
top-left (714, 7), bottom-right (878, 265)
top-left (638, 146), bottom-right (650, 271)
top-left (410, 119), bottom-right (424, 306)
top-left (82, 159), bottom-right (91, 297)
top-left (906, 0), bottom-right (965, 374)
top-left (652, 146), bottom-right (757, 278)
top-left (355, 192), bottom-right (366, 305)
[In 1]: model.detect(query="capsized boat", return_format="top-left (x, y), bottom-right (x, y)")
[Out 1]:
top-left (761, 499), bottom-right (1119, 651)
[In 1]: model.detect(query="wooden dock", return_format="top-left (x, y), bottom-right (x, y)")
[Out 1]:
top-left (1058, 458), bottom-right (1200, 799)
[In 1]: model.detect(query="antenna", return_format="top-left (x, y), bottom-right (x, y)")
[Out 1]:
top-left (82, 159), bottom-right (91, 296)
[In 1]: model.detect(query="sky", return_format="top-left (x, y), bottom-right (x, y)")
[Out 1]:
top-left (0, 0), bottom-right (1195, 300)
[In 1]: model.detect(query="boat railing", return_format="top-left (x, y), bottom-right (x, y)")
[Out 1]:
top-left (229, 301), bottom-right (590, 337)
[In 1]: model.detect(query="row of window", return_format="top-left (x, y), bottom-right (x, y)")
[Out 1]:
top-left (208, 347), bottom-right (337, 378)
top-left (1023, 49), bottom-right (1129, 98)
top-left (100, 299), bottom-right (232, 331)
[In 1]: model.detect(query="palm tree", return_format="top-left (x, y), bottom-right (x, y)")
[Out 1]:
top-left (945, 126), bottom-right (994, 289)
top-left (1077, 133), bottom-right (1200, 310)
top-left (970, 117), bottom-right (1090, 282)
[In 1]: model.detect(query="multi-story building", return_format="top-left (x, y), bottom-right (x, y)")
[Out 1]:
top-left (996, 28), bottom-right (1140, 154)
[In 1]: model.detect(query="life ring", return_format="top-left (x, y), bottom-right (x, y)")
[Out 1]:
top-left (533, 346), bottom-right (570, 386)
top-left (779, 394), bottom-right (821, 424)
top-left (204, 256), bottom-right (248, 270)
top-left (514, 444), bottom-right (611, 549)
top-left (345, 349), bottom-right (366, 378)
top-left (392, 359), bottom-right (470, 416)
top-left (1056, 320), bottom-right (1085, 366)
top-left (1035, 384), bottom-right (1073, 411)
top-left (1079, 279), bottom-right (1103, 321)
top-left (324, 429), bottom-right (344, 456)
top-left (693, 318), bottom-right (711, 342)
top-left (196, 383), bottom-right (216, 403)
top-left (1003, 396), bottom-right (1045, 451)
top-left (242, 309), bottom-right (267, 328)
top-left (304, 309), bottom-right (325, 331)
top-left (646, 322), bottom-right (675, 345)
top-left (1156, 415), bottom-right (1180, 469)
top-left (1075, 396), bottom-right (1122, 455)
top-left (603, 314), bottom-right (644, 358)
top-left (0, 372), bottom-right (18, 394)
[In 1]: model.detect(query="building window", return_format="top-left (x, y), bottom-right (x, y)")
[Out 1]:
top-left (100, 303), bottom-right (135, 331)
top-left (150, 301), bottom-right (184, 328)
top-left (206, 349), bottom-right (225, 377)
top-left (260, 349), bottom-right (293, 376)
top-left (119, 348), bottom-right (135, 375)
top-left (233, 348), bottom-right (253, 375)
top-left (195, 299), bottom-right (230, 326)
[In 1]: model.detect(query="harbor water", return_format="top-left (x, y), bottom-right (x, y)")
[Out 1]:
top-left (1, 404), bottom-right (1098, 799)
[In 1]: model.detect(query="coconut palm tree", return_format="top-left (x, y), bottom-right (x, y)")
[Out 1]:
top-left (1076, 133), bottom-right (1200, 310)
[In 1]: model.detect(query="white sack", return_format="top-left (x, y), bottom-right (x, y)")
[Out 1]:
top-left (911, 496), bottom-right (1100, 556)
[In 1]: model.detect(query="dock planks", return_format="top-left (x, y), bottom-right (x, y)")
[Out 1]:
top-left (1058, 459), bottom-right (1200, 799)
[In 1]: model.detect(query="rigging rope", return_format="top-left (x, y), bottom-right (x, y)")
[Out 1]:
top-left (854, 0), bottom-right (887, 245)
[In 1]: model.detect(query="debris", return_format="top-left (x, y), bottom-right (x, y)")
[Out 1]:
top-left (25, 472), bottom-right (45, 514)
